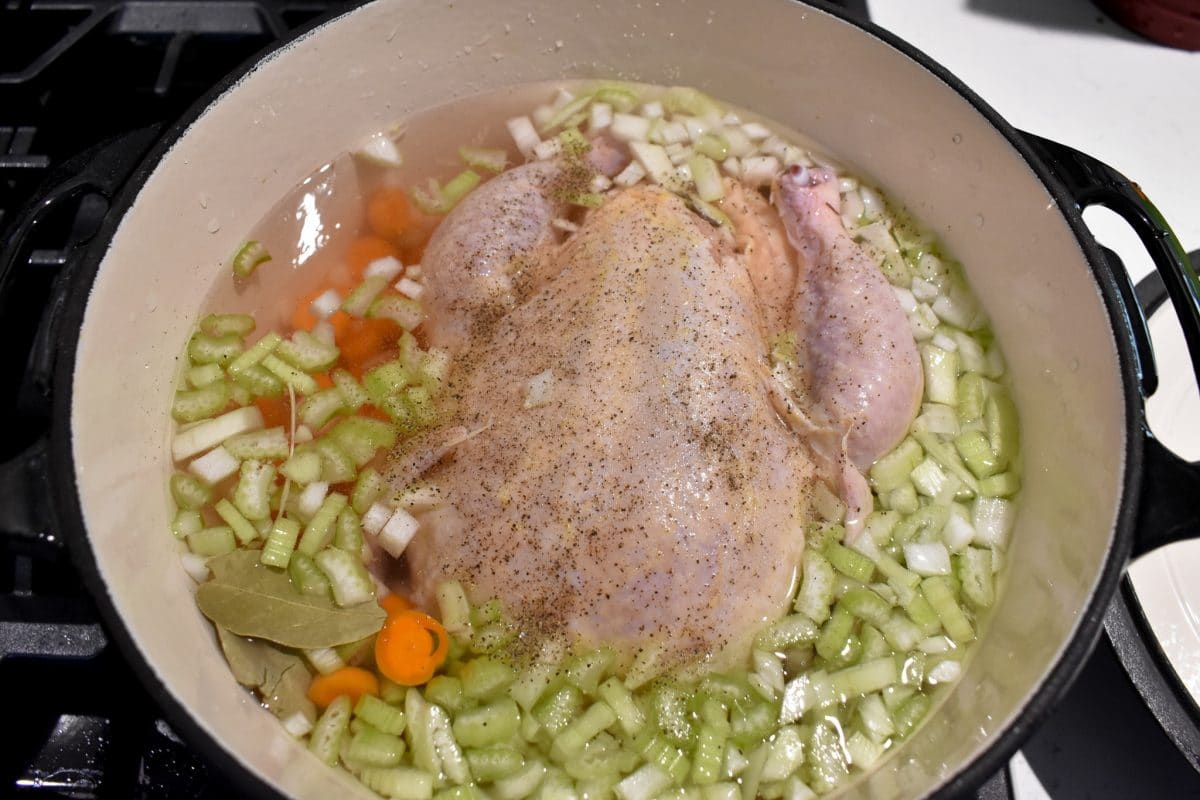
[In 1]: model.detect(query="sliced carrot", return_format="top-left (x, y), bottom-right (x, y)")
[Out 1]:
top-left (379, 593), bottom-right (413, 618)
top-left (366, 187), bottom-right (415, 243)
top-left (306, 666), bottom-right (380, 708)
top-left (374, 610), bottom-right (450, 686)
top-left (255, 395), bottom-right (291, 429)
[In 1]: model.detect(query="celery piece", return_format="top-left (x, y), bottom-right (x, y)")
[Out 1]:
top-left (754, 613), bottom-right (820, 652)
top-left (566, 648), bottom-right (616, 696)
top-left (370, 294), bottom-right (426, 332)
top-left (313, 438), bottom-right (357, 484)
top-left (869, 437), bottom-right (923, 493)
top-left (261, 354), bottom-right (319, 395)
top-left (954, 429), bottom-right (1001, 479)
top-left (829, 656), bottom-right (898, 701)
top-left (280, 450), bottom-right (322, 485)
top-left (985, 387), bottom-right (1020, 468)
top-left (533, 683), bottom-right (584, 737)
top-left (459, 145), bottom-right (508, 173)
top-left (298, 492), bottom-right (349, 555)
top-left (187, 526), bottom-right (236, 557)
top-left (308, 694), bottom-right (351, 766)
top-left (839, 588), bottom-right (892, 629)
top-left (288, 551), bottom-right (331, 597)
top-left (170, 472), bottom-right (212, 510)
top-left (329, 417), bottom-right (398, 467)
top-left (979, 471), bottom-right (1020, 497)
top-left (467, 746), bottom-right (525, 782)
top-left (332, 368), bottom-right (369, 411)
top-left (492, 758), bottom-right (547, 800)
top-left (358, 766), bottom-right (434, 800)
top-left (920, 576), bottom-right (974, 644)
top-left (793, 549), bottom-right (836, 624)
top-left (172, 381), bottom-right (231, 423)
top-left (346, 724), bottom-right (407, 767)
top-left (260, 517), bottom-right (301, 569)
top-left (224, 426), bottom-right (289, 461)
top-left (425, 675), bottom-right (465, 712)
top-left (957, 372), bottom-right (986, 423)
top-left (214, 498), bottom-right (259, 545)
top-left (228, 332), bottom-right (282, 374)
top-left (232, 459), bottom-right (276, 521)
top-left (188, 331), bottom-right (242, 366)
top-left (957, 547), bottom-right (995, 608)
top-left (452, 698), bottom-right (521, 748)
top-left (299, 388), bottom-right (345, 430)
top-left (461, 656), bottom-right (518, 700)
top-left (551, 700), bottom-right (616, 762)
top-left (201, 313), bottom-right (256, 338)
top-left (364, 360), bottom-right (412, 406)
top-left (352, 467), bottom-right (387, 515)
top-left (892, 692), bottom-right (932, 739)
top-left (824, 543), bottom-right (875, 583)
top-left (186, 362), bottom-right (225, 388)
top-left (171, 509), bottom-right (203, 538)
top-left (231, 362), bottom-right (285, 398)
top-left (343, 275), bottom-right (390, 317)
top-left (335, 506), bottom-right (364, 553)
top-left (597, 676), bottom-right (645, 737)
top-left (276, 330), bottom-right (339, 372)
top-left (436, 580), bottom-right (473, 637)
top-left (314, 547), bottom-right (374, 607)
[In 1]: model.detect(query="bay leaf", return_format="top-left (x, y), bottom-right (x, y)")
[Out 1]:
top-left (216, 626), bottom-right (317, 723)
top-left (199, 550), bottom-right (385, 649)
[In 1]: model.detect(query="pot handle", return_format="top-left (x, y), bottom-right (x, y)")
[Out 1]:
top-left (0, 126), bottom-right (161, 553)
top-left (1020, 132), bottom-right (1200, 557)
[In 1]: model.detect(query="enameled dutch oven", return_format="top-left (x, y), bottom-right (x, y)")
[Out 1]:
top-left (2, 0), bottom-right (1199, 797)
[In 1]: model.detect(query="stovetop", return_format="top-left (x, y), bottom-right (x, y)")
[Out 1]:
top-left (2, 1), bottom-right (1198, 798)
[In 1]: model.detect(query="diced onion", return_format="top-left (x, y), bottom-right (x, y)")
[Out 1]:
top-left (361, 501), bottom-right (393, 536)
top-left (365, 255), bottom-right (405, 281)
top-left (377, 506), bottom-right (419, 557)
top-left (506, 115), bottom-right (541, 159)
top-left (188, 445), bottom-right (240, 485)
top-left (395, 277), bottom-right (425, 300)
top-left (903, 542), bottom-right (952, 576)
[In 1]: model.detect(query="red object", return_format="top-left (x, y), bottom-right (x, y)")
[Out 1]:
top-left (1097, 0), bottom-right (1200, 50)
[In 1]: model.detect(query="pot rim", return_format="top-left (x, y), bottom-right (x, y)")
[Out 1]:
top-left (46, 0), bottom-right (1144, 797)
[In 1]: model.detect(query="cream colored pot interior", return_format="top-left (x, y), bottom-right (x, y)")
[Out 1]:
top-left (70, 0), bottom-right (1126, 797)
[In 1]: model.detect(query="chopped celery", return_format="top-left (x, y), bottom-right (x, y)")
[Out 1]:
top-left (597, 676), bottom-right (646, 736)
top-left (213, 498), bottom-right (258, 544)
top-left (299, 388), bottom-right (345, 430)
top-left (224, 426), bottom-right (289, 461)
top-left (261, 354), bottom-right (319, 395)
top-left (462, 656), bottom-right (518, 700)
top-left (920, 576), bottom-right (974, 644)
top-left (288, 551), bottom-right (331, 597)
top-left (358, 766), bottom-right (434, 800)
top-left (352, 467), bottom-right (387, 514)
top-left (823, 543), bottom-right (874, 583)
top-left (335, 506), bottom-right (364, 553)
top-left (186, 526), bottom-right (236, 557)
top-left (169, 471), bottom-right (212, 510)
top-left (754, 614), bottom-right (820, 652)
top-left (260, 517), bottom-right (301, 568)
top-left (187, 331), bottom-right (242, 366)
top-left (172, 381), bottom-right (231, 422)
top-left (346, 724), bottom-right (407, 767)
top-left (231, 240), bottom-right (271, 278)
top-left (230, 363), bottom-right (285, 397)
top-left (276, 330), bottom-right (339, 372)
top-left (233, 459), bottom-right (276, 521)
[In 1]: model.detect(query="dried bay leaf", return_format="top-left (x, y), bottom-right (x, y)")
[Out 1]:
top-left (199, 550), bottom-right (385, 649)
top-left (216, 626), bottom-right (317, 722)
